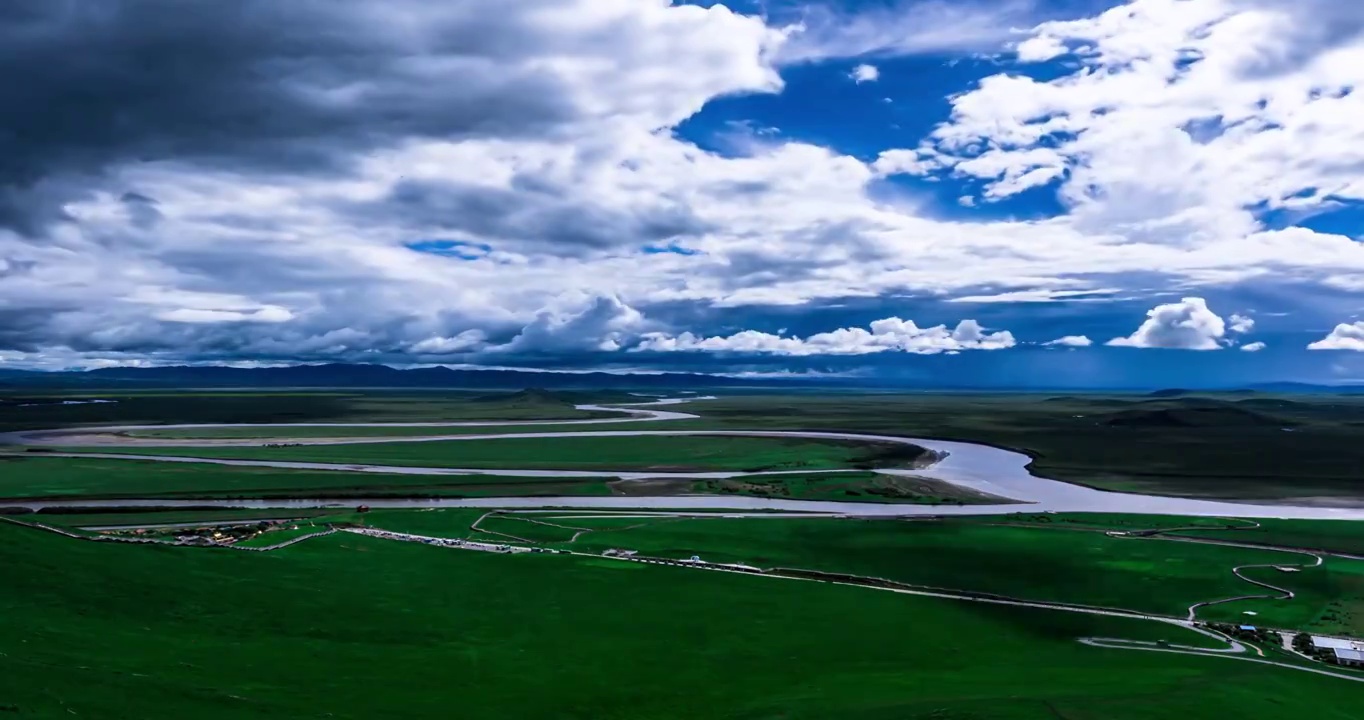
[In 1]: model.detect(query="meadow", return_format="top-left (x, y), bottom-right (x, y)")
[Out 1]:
top-left (341, 510), bottom-right (1344, 625)
top-left (0, 388), bottom-right (620, 434)
top-left (0, 456), bottom-right (612, 500)
top-left (2, 520), bottom-right (1360, 720)
top-left (68, 434), bottom-right (933, 473)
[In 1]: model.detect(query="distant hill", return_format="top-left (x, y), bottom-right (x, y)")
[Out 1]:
top-left (1100, 404), bottom-right (1294, 428)
top-left (1242, 382), bottom-right (1364, 394)
top-left (469, 388), bottom-right (639, 405)
top-left (0, 363), bottom-right (772, 391)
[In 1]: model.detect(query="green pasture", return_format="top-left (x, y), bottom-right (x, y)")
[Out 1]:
top-left (60, 434), bottom-right (931, 472)
top-left (1, 522), bottom-right (1360, 719)
top-left (0, 456), bottom-right (610, 500)
top-left (532, 515), bottom-right (1325, 620)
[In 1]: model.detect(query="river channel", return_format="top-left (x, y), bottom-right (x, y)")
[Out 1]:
top-left (6, 398), bottom-right (1364, 521)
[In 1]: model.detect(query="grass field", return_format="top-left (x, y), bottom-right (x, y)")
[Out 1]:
top-left (473, 513), bottom-right (586, 543)
top-left (1169, 518), bottom-right (1364, 556)
top-left (123, 421), bottom-right (648, 439)
top-left (0, 456), bottom-right (620, 500)
top-left (0, 456), bottom-right (966, 505)
top-left (1199, 558), bottom-right (1364, 637)
top-left (687, 470), bottom-right (1000, 504)
top-left (3, 521), bottom-right (1361, 719)
top-left (348, 512), bottom-right (1324, 622)
top-left (0, 389), bottom-right (619, 434)
top-left (35, 509), bottom-right (338, 528)
top-left (63, 434), bottom-right (934, 472)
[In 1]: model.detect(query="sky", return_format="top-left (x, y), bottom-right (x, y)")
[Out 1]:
top-left (3, 0), bottom-right (1364, 387)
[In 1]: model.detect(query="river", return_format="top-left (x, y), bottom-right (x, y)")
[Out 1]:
top-left (6, 398), bottom-right (1364, 521)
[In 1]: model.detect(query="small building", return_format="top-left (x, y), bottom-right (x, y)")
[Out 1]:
top-left (1238, 625), bottom-right (1257, 632)
top-left (1336, 648), bottom-right (1364, 668)
top-left (1311, 635), bottom-right (1364, 666)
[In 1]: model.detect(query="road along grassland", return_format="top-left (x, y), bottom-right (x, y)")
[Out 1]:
top-left (338, 511), bottom-right (1339, 624)
top-left (3, 520), bottom-right (1362, 720)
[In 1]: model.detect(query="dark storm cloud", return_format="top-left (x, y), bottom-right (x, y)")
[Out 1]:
top-left (376, 179), bottom-right (713, 254)
top-left (0, 0), bottom-right (580, 233)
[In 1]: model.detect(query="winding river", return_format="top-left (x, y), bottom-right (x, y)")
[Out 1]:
top-left (5, 397), bottom-right (1364, 520)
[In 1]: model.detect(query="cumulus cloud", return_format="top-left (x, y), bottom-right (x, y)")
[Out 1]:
top-left (1108, 297), bottom-right (1229, 350)
top-left (4, 0), bottom-right (1364, 371)
top-left (1308, 322), bottom-right (1364, 351)
top-left (1044, 335), bottom-right (1093, 347)
top-left (635, 317), bottom-right (1015, 356)
top-left (1013, 35), bottom-right (1067, 62)
top-left (1240, 341), bottom-right (1267, 352)
top-left (777, 0), bottom-right (1041, 63)
top-left (1229, 314), bottom-right (1255, 334)
top-left (850, 64), bottom-right (879, 83)
top-left (497, 295), bottom-right (652, 354)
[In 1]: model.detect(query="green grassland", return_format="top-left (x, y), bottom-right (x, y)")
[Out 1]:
top-left (0, 388), bottom-right (619, 435)
top-left (981, 512), bottom-right (1250, 531)
top-left (34, 509), bottom-right (337, 528)
top-left (347, 511), bottom-right (1324, 622)
top-left (687, 470), bottom-right (1000, 504)
top-left (0, 456), bottom-right (618, 500)
top-left (123, 420), bottom-right (646, 439)
top-left (1169, 518), bottom-right (1364, 556)
top-left (0, 456), bottom-right (954, 504)
top-left (65, 434), bottom-right (933, 472)
top-left (3, 521), bottom-right (1361, 719)
top-left (473, 513), bottom-right (586, 543)
top-left (1200, 558), bottom-right (1364, 637)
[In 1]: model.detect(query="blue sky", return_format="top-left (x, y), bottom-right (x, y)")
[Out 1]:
top-left (2, 0), bottom-right (1364, 386)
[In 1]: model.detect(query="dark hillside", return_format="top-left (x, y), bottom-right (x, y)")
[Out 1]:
top-left (1100, 405), bottom-right (1293, 428)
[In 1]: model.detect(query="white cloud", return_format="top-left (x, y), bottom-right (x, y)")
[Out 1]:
top-left (872, 148), bottom-right (943, 176)
top-left (155, 306), bottom-right (294, 324)
top-left (776, 0), bottom-right (1038, 64)
top-left (1228, 314), bottom-right (1255, 333)
top-left (1308, 322), bottom-right (1364, 351)
top-left (949, 288), bottom-right (1119, 303)
top-left (497, 295), bottom-right (652, 354)
top-left (1240, 341), bottom-right (1266, 352)
top-left (1044, 335), bottom-right (1093, 347)
top-left (1013, 34), bottom-right (1067, 62)
top-left (7, 0), bottom-right (1364, 368)
top-left (850, 64), bottom-right (879, 83)
top-left (408, 330), bottom-right (488, 355)
top-left (636, 317), bottom-right (1015, 356)
top-left (1108, 297), bottom-right (1229, 350)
